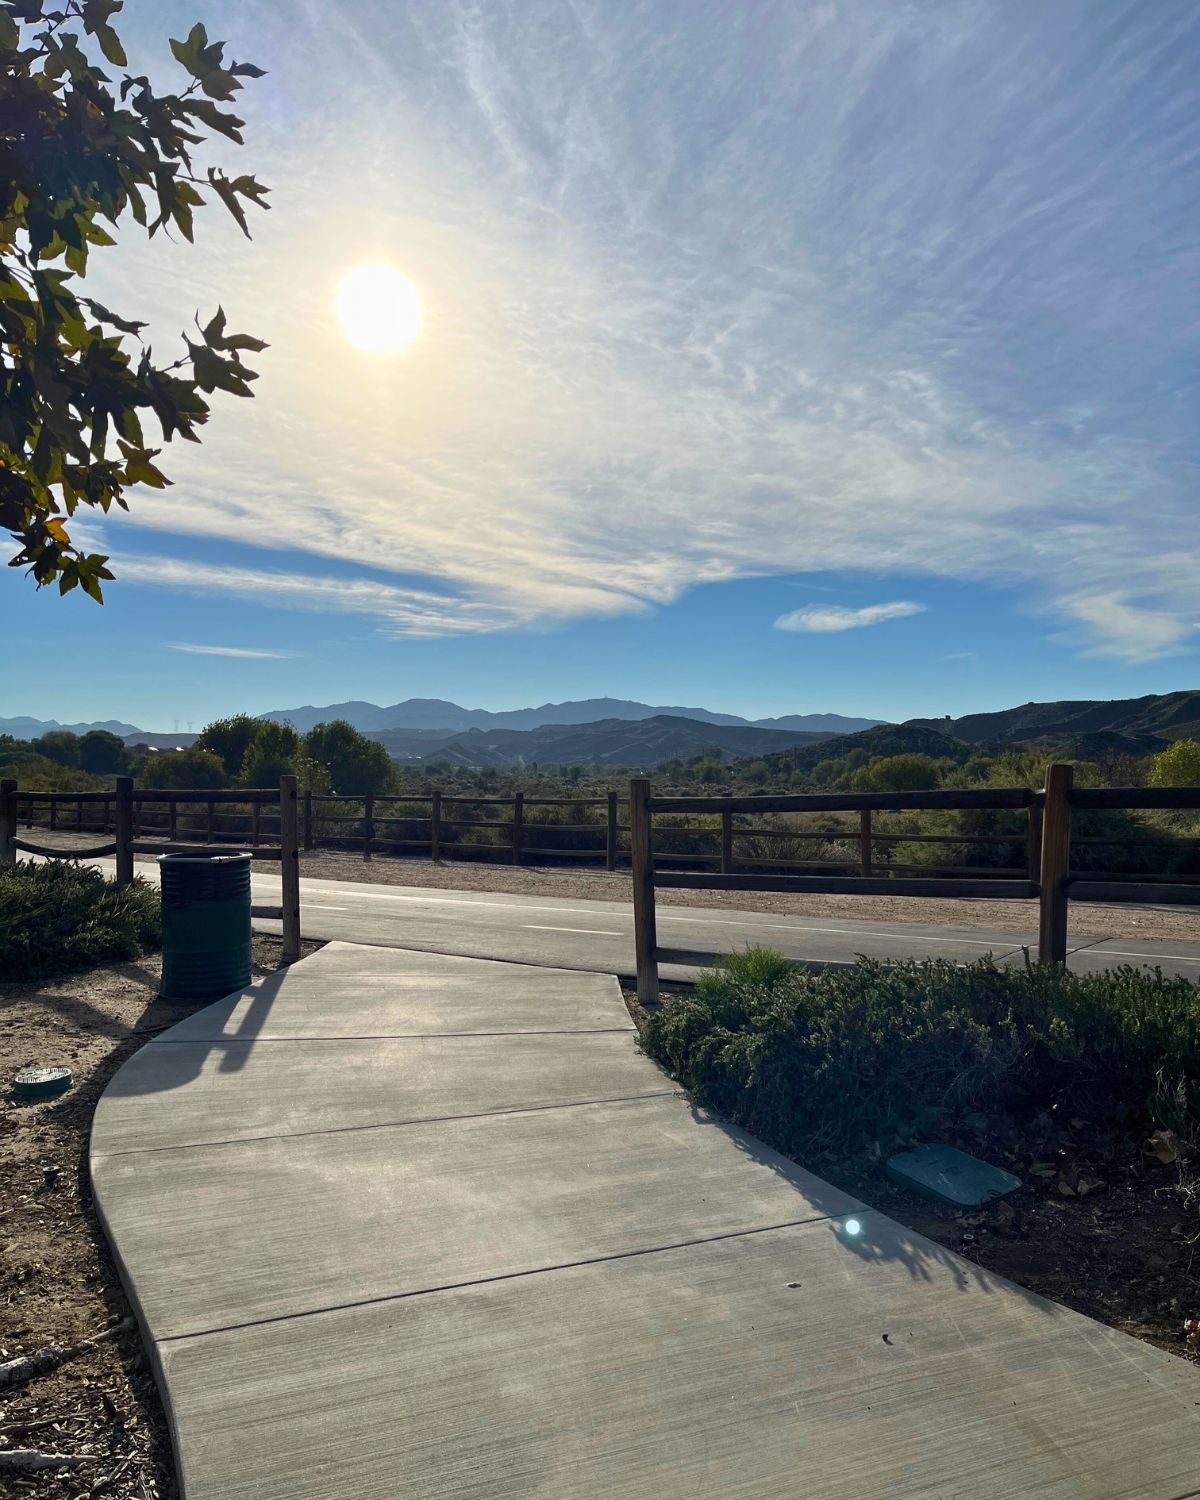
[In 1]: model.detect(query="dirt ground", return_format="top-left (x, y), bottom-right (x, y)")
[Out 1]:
top-left (0, 934), bottom-right (321, 1497)
top-left (276, 850), bottom-right (1200, 946)
top-left (626, 983), bottom-right (1200, 1368)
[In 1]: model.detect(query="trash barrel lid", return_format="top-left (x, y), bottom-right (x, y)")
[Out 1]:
top-left (13, 1067), bottom-right (73, 1100)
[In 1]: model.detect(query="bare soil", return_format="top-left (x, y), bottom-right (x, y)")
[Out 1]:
top-left (0, 934), bottom-right (321, 1497)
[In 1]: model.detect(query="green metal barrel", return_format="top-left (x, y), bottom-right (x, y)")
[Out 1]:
top-left (158, 851), bottom-right (253, 1002)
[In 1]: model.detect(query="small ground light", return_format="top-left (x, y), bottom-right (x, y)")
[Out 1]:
top-left (842, 1218), bottom-right (863, 1237)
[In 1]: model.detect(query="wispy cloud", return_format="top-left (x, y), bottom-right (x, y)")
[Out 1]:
top-left (166, 643), bottom-right (296, 659)
top-left (119, 555), bottom-right (531, 636)
top-left (1059, 594), bottom-right (1194, 663)
top-left (95, 0), bottom-right (1200, 660)
top-left (776, 601), bottom-right (927, 634)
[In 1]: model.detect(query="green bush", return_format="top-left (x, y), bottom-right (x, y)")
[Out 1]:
top-left (0, 860), bottom-right (161, 982)
top-left (642, 949), bottom-right (1200, 1159)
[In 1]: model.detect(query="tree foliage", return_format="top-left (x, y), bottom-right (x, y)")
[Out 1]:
top-left (138, 742), bottom-right (224, 788)
top-left (196, 712), bottom-right (261, 779)
top-left (240, 719), bottom-right (297, 787)
top-left (1, 0), bottom-right (268, 599)
top-left (1148, 739), bottom-right (1200, 789)
top-left (77, 724), bottom-right (123, 772)
top-left (303, 719), bottom-right (399, 797)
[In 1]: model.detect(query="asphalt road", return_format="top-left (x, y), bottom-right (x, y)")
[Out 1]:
top-left (254, 873), bottom-right (1200, 980)
top-left (53, 856), bottom-right (1200, 980)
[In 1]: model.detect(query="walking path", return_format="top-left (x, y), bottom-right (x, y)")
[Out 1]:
top-left (92, 942), bottom-right (1200, 1498)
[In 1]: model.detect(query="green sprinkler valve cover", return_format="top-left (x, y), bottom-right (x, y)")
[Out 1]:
top-left (13, 1067), bottom-right (73, 1101)
top-left (886, 1143), bottom-right (1021, 1208)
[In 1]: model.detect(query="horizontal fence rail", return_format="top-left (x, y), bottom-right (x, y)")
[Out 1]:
top-left (0, 775), bottom-right (301, 963)
top-left (6, 767), bottom-right (1200, 997)
top-left (629, 770), bottom-right (1200, 1003)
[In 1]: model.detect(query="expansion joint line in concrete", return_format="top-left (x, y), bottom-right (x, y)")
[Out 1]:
top-left (95, 1089), bottom-right (680, 1158)
top-left (155, 1209), bottom-right (860, 1346)
top-left (147, 1026), bottom-right (636, 1043)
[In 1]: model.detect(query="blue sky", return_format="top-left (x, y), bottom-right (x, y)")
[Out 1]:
top-left (4, 0), bottom-right (1199, 728)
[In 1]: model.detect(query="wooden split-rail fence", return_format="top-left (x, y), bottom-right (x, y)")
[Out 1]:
top-left (628, 766), bottom-right (1200, 1001)
top-left (4, 766), bottom-right (1198, 992)
top-left (0, 774), bottom-right (302, 963)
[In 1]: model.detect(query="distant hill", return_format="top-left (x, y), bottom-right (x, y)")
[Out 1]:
top-left (744, 722), bottom-right (970, 778)
top-left (409, 715), bottom-right (830, 769)
top-left (0, 715), bottom-right (144, 740)
top-left (260, 697), bottom-right (881, 737)
top-left (906, 691), bottom-right (1200, 756)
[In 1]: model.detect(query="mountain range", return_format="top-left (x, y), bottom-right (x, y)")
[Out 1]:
top-left (257, 697), bottom-right (880, 736)
top-left (5, 690), bottom-right (1197, 769)
top-left (906, 690), bottom-right (1200, 757)
top-left (382, 715), bottom-right (830, 770)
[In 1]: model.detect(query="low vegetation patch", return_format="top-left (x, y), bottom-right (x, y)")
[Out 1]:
top-left (642, 950), bottom-right (1200, 1358)
top-left (0, 860), bottom-right (161, 982)
top-left (643, 950), bottom-right (1200, 1159)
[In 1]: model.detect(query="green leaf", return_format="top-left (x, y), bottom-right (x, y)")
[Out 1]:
top-left (96, 23), bottom-right (127, 66)
top-left (0, 11), bottom-right (19, 48)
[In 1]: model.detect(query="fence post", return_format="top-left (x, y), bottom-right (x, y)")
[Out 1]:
top-left (630, 777), bottom-right (658, 1005)
top-left (114, 777), bottom-right (134, 887)
top-left (49, 795), bottom-right (57, 831)
top-left (720, 809), bottom-right (733, 874)
top-left (1038, 765), bottom-right (1072, 964)
top-left (102, 797), bottom-right (110, 836)
top-left (859, 809), bottom-right (873, 877)
top-left (512, 792), bottom-right (524, 865)
top-left (280, 775), bottom-right (301, 963)
top-left (363, 792), bottom-right (374, 862)
top-left (1027, 800), bottom-right (1043, 884)
top-left (0, 779), bottom-right (16, 865)
top-left (431, 789), bottom-right (442, 861)
top-left (206, 797), bottom-right (215, 845)
top-left (606, 790), bottom-right (618, 871)
top-left (303, 790), bottom-right (314, 851)
top-left (168, 798), bottom-right (177, 843)
top-left (251, 800), bottom-right (261, 848)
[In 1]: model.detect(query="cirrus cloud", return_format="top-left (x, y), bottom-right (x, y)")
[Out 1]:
top-left (91, 0), bottom-right (1200, 664)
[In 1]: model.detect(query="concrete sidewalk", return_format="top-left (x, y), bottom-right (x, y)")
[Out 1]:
top-left (92, 943), bottom-right (1200, 1498)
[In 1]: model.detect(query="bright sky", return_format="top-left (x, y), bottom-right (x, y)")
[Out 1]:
top-left (5, 0), bottom-right (1199, 729)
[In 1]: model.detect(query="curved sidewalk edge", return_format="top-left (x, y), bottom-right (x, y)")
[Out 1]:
top-left (92, 941), bottom-right (1200, 1499)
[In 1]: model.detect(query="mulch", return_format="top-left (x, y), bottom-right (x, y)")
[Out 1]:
top-left (0, 935), bottom-right (320, 1498)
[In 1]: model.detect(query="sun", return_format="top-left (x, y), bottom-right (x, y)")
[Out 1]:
top-left (336, 264), bottom-right (422, 353)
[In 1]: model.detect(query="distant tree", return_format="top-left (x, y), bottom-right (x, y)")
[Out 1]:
top-left (850, 754), bottom-right (941, 793)
top-left (138, 745), bottom-right (225, 788)
top-left (78, 727), bottom-right (125, 774)
top-left (197, 714), bottom-right (263, 779)
top-left (1147, 739), bottom-right (1200, 788)
top-left (303, 720), bottom-right (399, 796)
top-left (35, 729), bottom-right (79, 766)
top-left (698, 759), bottom-right (724, 785)
top-left (745, 759), bottom-right (770, 786)
top-left (1, 2), bottom-right (268, 600)
top-left (240, 721), bottom-right (298, 787)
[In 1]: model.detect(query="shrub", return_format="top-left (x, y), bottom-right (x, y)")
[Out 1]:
top-left (0, 861), bottom-right (161, 982)
top-left (642, 950), bottom-right (1200, 1159)
top-left (1148, 739), bottom-right (1200, 788)
top-left (139, 746), bottom-right (227, 789)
